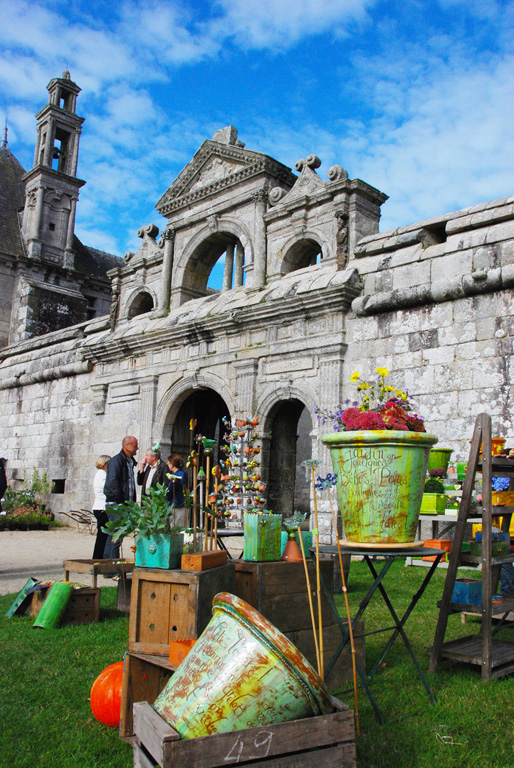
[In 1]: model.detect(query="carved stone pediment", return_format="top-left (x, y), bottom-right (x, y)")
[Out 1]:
top-left (156, 131), bottom-right (296, 216)
top-left (271, 159), bottom-right (326, 208)
top-left (187, 156), bottom-right (246, 193)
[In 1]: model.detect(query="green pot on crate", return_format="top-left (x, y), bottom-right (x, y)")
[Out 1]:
top-left (427, 448), bottom-right (453, 473)
top-left (153, 592), bottom-right (332, 738)
top-left (322, 429), bottom-right (437, 547)
top-left (135, 533), bottom-right (184, 569)
top-left (243, 512), bottom-right (282, 561)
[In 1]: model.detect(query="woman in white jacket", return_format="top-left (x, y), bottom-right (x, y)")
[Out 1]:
top-left (92, 455), bottom-right (110, 559)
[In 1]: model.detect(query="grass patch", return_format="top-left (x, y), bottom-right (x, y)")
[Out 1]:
top-left (1, 562), bottom-right (514, 767)
top-left (0, 587), bottom-right (132, 768)
top-left (338, 560), bottom-right (514, 768)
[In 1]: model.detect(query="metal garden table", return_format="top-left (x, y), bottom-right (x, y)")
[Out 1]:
top-left (313, 543), bottom-right (444, 723)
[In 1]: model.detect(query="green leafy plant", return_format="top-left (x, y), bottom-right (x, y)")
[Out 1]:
top-left (103, 484), bottom-right (181, 542)
top-left (424, 477), bottom-right (445, 494)
top-left (24, 468), bottom-right (52, 500)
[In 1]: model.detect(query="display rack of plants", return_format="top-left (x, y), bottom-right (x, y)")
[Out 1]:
top-left (218, 416), bottom-right (267, 526)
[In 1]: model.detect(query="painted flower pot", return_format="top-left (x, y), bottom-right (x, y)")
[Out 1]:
top-left (135, 533), bottom-right (184, 569)
top-left (243, 511), bottom-right (282, 561)
top-left (153, 592), bottom-right (332, 738)
top-left (427, 448), bottom-right (453, 472)
top-left (322, 429), bottom-right (437, 547)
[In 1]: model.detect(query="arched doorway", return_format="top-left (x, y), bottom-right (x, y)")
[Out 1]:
top-left (266, 399), bottom-right (312, 518)
top-left (167, 389), bottom-right (230, 467)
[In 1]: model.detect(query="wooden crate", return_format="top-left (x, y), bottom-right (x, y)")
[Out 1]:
top-left (233, 560), bottom-right (335, 634)
top-left (29, 585), bottom-right (100, 625)
top-left (121, 652), bottom-right (175, 741)
top-left (129, 564), bottom-right (235, 656)
top-left (285, 620), bottom-right (365, 692)
top-left (117, 575), bottom-right (133, 613)
top-left (132, 698), bottom-right (355, 768)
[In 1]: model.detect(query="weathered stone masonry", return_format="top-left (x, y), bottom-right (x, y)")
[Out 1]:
top-left (1, 113), bottom-right (513, 540)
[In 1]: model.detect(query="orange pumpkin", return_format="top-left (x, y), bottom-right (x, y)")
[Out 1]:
top-left (90, 661), bottom-right (124, 727)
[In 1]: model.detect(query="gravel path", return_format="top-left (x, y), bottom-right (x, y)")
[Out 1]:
top-left (0, 526), bottom-right (243, 596)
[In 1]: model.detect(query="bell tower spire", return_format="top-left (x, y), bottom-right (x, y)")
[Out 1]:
top-left (21, 70), bottom-right (85, 266)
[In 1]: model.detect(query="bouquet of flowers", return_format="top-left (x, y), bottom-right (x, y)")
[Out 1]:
top-left (315, 367), bottom-right (426, 433)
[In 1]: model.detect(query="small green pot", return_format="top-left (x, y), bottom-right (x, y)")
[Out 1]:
top-left (427, 448), bottom-right (453, 472)
top-left (135, 533), bottom-right (184, 569)
top-left (243, 512), bottom-right (282, 561)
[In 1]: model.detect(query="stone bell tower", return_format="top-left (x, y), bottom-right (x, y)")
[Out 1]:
top-left (21, 70), bottom-right (85, 267)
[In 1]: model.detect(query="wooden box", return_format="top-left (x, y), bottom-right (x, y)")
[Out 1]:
top-left (121, 652), bottom-right (175, 741)
top-left (129, 564), bottom-right (234, 656)
top-left (285, 620), bottom-right (365, 692)
top-left (117, 575), bottom-right (133, 613)
top-left (132, 698), bottom-right (356, 768)
top-left (29, 585), bottom-right (100, 625)
top-left (233, 560), bottom-right (335, 634)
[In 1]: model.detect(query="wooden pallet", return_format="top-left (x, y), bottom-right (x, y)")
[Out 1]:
top-left (132, 697), bottom-right (356, 768)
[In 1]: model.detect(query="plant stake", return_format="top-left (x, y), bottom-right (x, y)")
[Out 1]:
top-left (297, 523), bottom-right (321, 675)
top-left (301, 459), bottom-right (323, 678)
top-left (318, 473), bottom-right (360, 735)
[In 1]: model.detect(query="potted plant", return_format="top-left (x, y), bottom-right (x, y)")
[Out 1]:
top-left (103, 484), bottom-right (184, 569)
top-left (317, 367), bottom-right (437, 547)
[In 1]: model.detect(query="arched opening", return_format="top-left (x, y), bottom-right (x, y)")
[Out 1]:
top-left (281, 238), bottom-right (322, 275)
top-left (207, 241), bottom-right (246, 292)
top-left (166, 389), bottom-right (231, 469)
top-left (128, 290), bottom-right (154, 318)
top-left (183, 232), bottom-right (246, 301)
top-left (266, 400), bottom-right (312, 518)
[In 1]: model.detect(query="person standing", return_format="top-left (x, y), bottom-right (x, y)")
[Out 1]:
top-left (92, 455), bottom-right (111, 560)
top-left (137, 448), bottom-right (168, 498)
top-left (0, 456), bottom-right (7, 513)
top-left (103, 435), bottom-right (139, 559)
top-left (166, 454), bottom-right (189, 527)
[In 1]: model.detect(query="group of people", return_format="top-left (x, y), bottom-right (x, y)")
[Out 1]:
top-left (92, 435), bottom-right (188, 560)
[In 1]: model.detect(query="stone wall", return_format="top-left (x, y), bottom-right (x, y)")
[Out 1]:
top-left (1, 166), bottom-right (513, 539)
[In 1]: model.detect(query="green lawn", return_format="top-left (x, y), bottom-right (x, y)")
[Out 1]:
top-left (1, 562), bottom-right (514, 768)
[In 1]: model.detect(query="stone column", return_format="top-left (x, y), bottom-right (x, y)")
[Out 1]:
top-left (158, 228), bottom-right (175, 315)
top-left (222, 242), bottom-right (235, 292)
top-left (234, 359), bottom-right (258, 415)
top-left (64, 197), bottom-right (77, 267)
top-left (251, 189), bottom-right (268, 289)
top-left (234, 242), bottom-right (244, 287)
top-left (139, 375), bottom-right (159, 454)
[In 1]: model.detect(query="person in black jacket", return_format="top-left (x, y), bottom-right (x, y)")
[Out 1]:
top-left (0, 457), bottom-right (7, 513)
top-left (103, 435), bottom-right (139, 559)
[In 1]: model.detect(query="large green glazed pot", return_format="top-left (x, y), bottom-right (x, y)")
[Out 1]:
top-left (153, 592), bottom-right (333, 738)
top-left (322, 429), bottom-right (437, 547)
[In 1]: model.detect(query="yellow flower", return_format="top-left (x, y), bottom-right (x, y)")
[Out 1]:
top-left (350, 370), bottom-right (360, 382)
top-left (375, 366), bottom-right (389, 377)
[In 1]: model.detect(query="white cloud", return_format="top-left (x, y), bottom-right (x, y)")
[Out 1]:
top-left (213, 0), bottom-right (374, 48)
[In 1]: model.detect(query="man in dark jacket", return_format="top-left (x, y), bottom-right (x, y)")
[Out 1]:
top-left (103, 435), bottom-right (138, 559)
top-left (137, 449), bottom-right (168, 498)
top-left (0, 457), bottom-right (7, 513)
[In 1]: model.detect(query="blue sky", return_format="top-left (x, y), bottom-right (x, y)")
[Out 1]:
top-left (1, 0), bottom-right (513, 264)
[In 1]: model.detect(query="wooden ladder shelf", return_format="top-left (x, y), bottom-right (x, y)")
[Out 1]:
top-left (429, 413), bottom-right (514, 681)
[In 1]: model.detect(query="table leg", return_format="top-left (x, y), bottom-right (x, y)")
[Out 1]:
top-left (216, 537), bottom-right (233, 560)
top-left (366, 555), bottom-right (441, 703)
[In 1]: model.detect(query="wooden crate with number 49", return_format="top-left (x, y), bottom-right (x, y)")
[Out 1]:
top-left (132, 697), bottom-right (356, 768)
